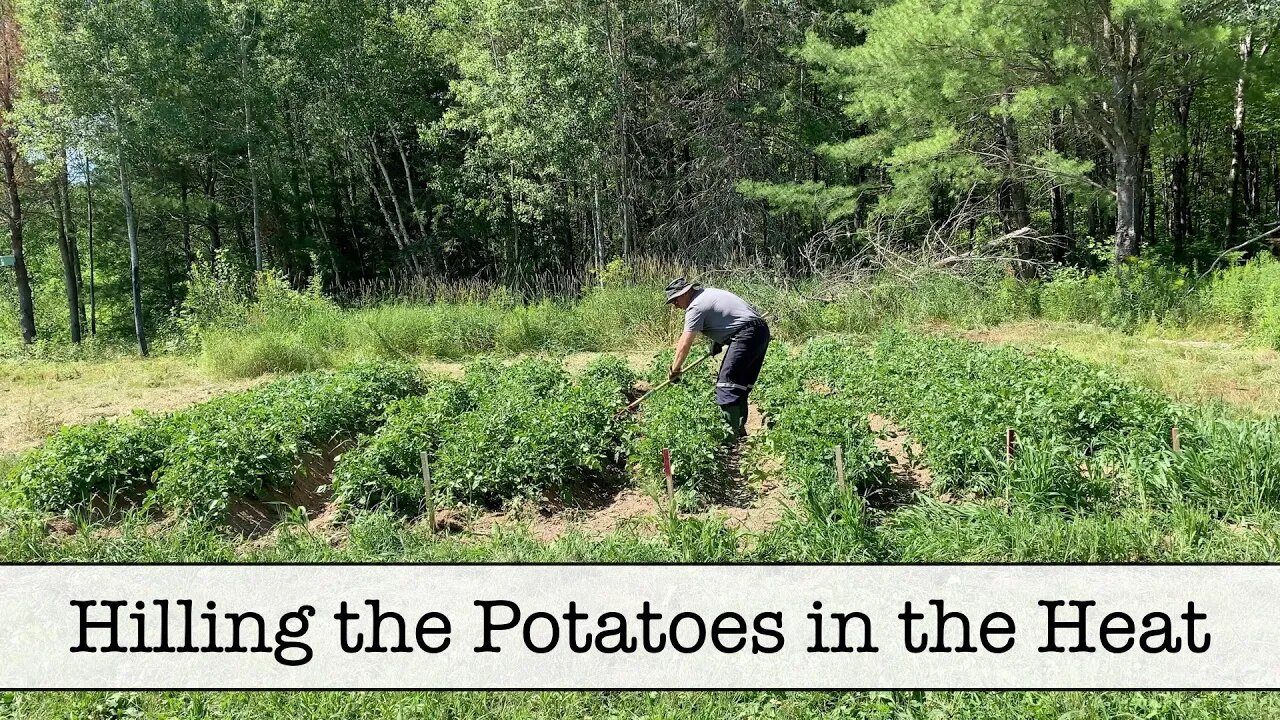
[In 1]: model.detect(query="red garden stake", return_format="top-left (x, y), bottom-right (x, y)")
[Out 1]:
top-left (1005, 428), bottom-right (1017, 464)
top-left (662, 448), bottom-right (674, 515)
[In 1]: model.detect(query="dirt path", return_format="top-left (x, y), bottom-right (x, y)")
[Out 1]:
top-left (864, 413), bottom-right (932, 510)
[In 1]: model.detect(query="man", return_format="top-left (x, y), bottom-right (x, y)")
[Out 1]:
top-left (665, 277), bottom-right (771, 436)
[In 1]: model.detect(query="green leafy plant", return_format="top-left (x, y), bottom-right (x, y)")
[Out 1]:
top-left (335, 357), bottom-right (636, 513)
top-left (628, 352), bottom-right (733, 494)
top-left (6, 413), bottom-right (170, 514)
top-left (149, 361), bottom-right (425, 522)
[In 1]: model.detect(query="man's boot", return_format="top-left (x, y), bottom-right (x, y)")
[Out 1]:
top-left (721, 399), bottom-right (749, 438)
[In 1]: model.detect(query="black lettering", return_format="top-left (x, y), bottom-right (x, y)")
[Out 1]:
top-left (475, 600), bottom-right (520, 653)
top-left (70, 600), bottom-right (127, 653)
top-left (1039, 600), bottom-right (1096, 652)
top-left (365, 600), bottom-right (411, 653)
top-left (669, 612), bottom-right (706, 653)
top-left (1099, 612), bottom-right (1135, 653)
top-left (275, 606), bottom-right (314, 667)
top-left (595, 612), bottom-right (637, 653)
top-left (710, 613), bottom-right (747, 654)
top-left (899, 601), bottom-right (926, 653)
top-left (415, 612), bottom-right (451, 653)
top-left (523, 611), bottom-right (560, 654)
top-left (752, 612), bottom-right (784, 654)
top-left (979, 612), bottom-right (1015, 653)
top-left (1184, 602), bottom-right (1210, 653)
top-left (833, 611), bottom-right (877, 653)
top-left (226, 611), bottom-right (269, 653)
top-left (335, 601), bottom-right (363, 652)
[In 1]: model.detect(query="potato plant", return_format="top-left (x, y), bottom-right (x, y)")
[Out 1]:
top-left (6, 413), bottom-right (171, 513)
top-left (786, 331), bottom-right (1181, 507)
top-left (7, 361), bottom-right (425, 521)
top-left (627, 351), bottom-right (733, 493)
top-left (763, 392), bottom-right (891, 515)
top-left (334, 356), bottom-right (637, 512)
top-left (331, 381), bottom-right (475, 513)
top-left (154, 360), bottom-right (426, 521)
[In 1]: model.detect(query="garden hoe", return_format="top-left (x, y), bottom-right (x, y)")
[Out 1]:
top-left (617, 351), bottom-right (715, 417)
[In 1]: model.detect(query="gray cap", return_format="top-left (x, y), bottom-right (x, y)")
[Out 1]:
top-left (664, 277), bottom-right (699, 303)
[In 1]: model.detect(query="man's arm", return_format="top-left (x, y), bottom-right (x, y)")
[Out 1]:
top-left (669, 331), bottom-right (699, 382)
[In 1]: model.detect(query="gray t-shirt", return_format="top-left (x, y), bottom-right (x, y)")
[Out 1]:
top-left (682, 287), bottom-right (762, 343)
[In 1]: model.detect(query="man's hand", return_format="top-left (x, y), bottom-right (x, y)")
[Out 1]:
top-left (670, 330), bottom-right (698, 384)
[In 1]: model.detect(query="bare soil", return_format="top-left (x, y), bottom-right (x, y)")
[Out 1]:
top-left (861, 414), bottom-right (931, 511)
top-left (228, 439), bottom-right (351, 540)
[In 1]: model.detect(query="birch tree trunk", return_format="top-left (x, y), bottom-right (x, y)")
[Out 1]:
top-left (115, 110), bottom-right (148, 356)
top-left (241, 31), bottom-right (263, 270)
top-left (369, 134), bottom-right (413, 248)
top-left (1226, 29), bottom-right (1252, 250)
top-left (84, 151), bottom-right (96, 336)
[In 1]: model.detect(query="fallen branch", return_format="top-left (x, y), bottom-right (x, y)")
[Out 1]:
top-left (933, 227), bottom-right (1034, 268)
top-left (1199, 222), bottom-right (1280, 279)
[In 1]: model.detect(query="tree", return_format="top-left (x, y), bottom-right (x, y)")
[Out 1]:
top-left (0, 0), bottom-right (33, 344)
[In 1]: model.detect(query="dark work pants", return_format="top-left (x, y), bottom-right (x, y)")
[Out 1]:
top-left (715, 320), bottom-right (771, 436)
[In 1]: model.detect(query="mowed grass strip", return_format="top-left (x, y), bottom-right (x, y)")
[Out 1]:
top-left (964, 321), bottom-right (1280, 417)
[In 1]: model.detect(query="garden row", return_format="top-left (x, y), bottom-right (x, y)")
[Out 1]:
top-left (4, 353), bottom-right (797, 526)
top-left (331, 352), bottom-right (819, 515)
top-left (769, 330), bottom-right (1280, 517)
top-left (4, 362), bottom-right (426, 522)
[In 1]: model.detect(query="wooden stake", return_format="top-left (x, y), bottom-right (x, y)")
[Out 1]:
top-left (1005, 428), bottom-right (1016, 464)
top-left (421, 451), bottom-right (435, 534)
top-left (662, 448), bottom-right (674, 515)
top-left (834, 445), bottom-right (847, 493)
top-left (1172, 426), bottom-right (1181, 454)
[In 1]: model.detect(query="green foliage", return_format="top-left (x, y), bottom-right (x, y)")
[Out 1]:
top-left (201, 328), bottom-right (336, 378)
top-left (331, 381), bottom-right (475, 514)
top-left (335, 357), bottom-right (635, 512)
top-left (1040, 261), bottom-right (1198, 328)
top-left (627, 352), bottom-right (732, 493)
top-left (1128, 413), bottom-right (1280, 518)
top-left (791, 331), bottom-right (1178, 508)
top-left (7, 361), bottom-right (423, 521)
top-left (154, 392), bottom-right (304, 522)
top-left (6, 414), bottom-right (169, 514)
top-left (763, 392), bottom-right (892, 519)
top-left (1203, 256), bottom-right (1280, 348)
top-left (154, 361), bottom-right (425, 521)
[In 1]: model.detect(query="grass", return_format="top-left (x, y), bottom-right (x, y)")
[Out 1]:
top-left (6, 689), bottom-right (1280, 720)
top-left (964, 321), bottom-right (1280, 416)
top-left (0, 355), bottom-right (264, 455)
